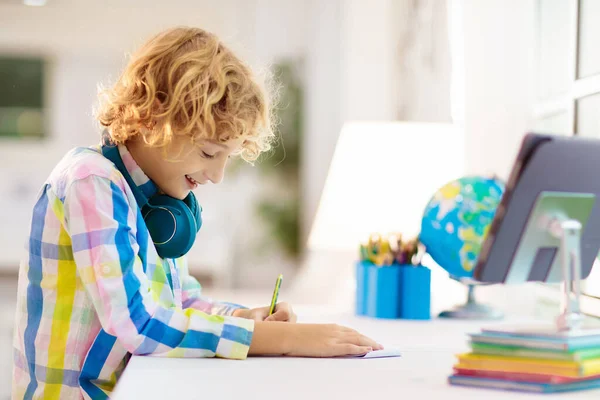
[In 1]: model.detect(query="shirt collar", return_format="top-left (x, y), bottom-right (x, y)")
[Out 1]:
top-left (100, 131), bottom-right (159, 199)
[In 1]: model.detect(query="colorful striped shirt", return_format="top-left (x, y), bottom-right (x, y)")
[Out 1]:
top-left (12, 140), bottom-right (254, 399)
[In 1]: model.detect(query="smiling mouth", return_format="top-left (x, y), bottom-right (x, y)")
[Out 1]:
top-left (185, 174), bottom-right (199, 188)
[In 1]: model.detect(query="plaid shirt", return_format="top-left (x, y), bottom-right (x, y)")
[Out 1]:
top-left (12, 141), bottom-right (254, 399)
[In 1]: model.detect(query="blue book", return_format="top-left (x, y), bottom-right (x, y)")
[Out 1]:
top-left (448, 375), bottom-right (600, 393)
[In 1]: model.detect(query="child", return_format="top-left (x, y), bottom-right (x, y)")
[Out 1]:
top-left (12, 27), bottom-right (382, 399)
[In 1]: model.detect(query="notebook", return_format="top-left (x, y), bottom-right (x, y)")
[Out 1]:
top-left (448, 374), bottom-right (600, 393)
top-left (453, 367), bottom-right (600, 384)
top-left (455, 353), bottom-right (600, 378)
top-left (470, 341), bottom-right (600, 361)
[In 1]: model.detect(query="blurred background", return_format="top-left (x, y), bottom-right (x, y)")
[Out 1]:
top-left (1, 0), bottom-right (600, 397)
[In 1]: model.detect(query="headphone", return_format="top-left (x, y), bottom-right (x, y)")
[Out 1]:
top-left (101, 143), bottom-right (202, 259)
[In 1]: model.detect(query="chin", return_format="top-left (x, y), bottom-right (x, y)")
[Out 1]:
top-left (159, 185), bottom-right (189, 200)
top-left (173, 189), bottom-right (191, 200)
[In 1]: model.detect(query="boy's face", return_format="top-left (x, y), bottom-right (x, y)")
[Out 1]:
top-left (129, 134), bottom-right (244, 200)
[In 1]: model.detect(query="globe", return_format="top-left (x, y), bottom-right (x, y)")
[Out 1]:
top-left (420, 176), bottom-right (506, 279)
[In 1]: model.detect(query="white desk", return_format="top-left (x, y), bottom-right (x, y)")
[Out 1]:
top-left (112, 307), bottom-right (600, 399)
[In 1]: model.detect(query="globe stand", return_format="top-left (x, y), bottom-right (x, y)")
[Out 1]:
top-left (438, 279), bottom-right (503, 320)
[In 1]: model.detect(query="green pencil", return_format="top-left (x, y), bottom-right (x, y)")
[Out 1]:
top-left (268, 274), bottom-right (283, 316)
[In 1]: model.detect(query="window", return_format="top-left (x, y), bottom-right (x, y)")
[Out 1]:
top-left (533, 0), bottom-right (600, 299)
top-left (533, 0), bottom-right (600, 137)
top-left (0, 56), bottom-right (46, 138)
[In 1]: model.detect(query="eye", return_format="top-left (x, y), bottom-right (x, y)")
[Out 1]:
top-left (201, 150), bottom-right (215, 159)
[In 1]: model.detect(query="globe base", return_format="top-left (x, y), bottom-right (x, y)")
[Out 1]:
top-left (438, 302), bottom-right (504, 320)
top-left (438, 284), bottom-right (504, 320)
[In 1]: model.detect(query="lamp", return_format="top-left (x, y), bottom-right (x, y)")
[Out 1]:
top-left (290, 121), bottom-right (467, 311)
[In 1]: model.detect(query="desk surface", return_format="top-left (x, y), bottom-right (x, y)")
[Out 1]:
top-left (112, 307), bottom-right (599, 399)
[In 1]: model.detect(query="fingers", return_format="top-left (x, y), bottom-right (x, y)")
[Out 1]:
top-left (337, 326), bottom-right (383, 351)
top-left (280, 302), bottom-right (297, 323)
top-left (265, 311), bottom-right (286, 322)
top-left (348, 334), bottom-right (381, 350)
top-left (342, 344), bottom-right (373, 356)
top-left (264, 302), bottom-right (297, 322)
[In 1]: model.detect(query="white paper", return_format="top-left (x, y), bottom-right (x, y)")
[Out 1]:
top-left (346, 348), bottom-right (402, 359)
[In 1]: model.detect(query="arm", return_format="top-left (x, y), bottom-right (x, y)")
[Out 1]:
top-left (62, 175), bottom-right (253, 359)
top-left (178, 256), bottom-right (245, 316)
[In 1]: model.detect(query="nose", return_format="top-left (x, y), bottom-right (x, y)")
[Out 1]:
top-left (204, 162), bottom-right (226, 184)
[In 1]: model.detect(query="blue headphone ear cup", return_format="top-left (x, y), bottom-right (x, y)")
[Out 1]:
top-left (102, 140), bottom-right (202, 258)
top-left (183, 192), bottom-right (202, 232)
top-left (144, 195), bottom-right (197, 259)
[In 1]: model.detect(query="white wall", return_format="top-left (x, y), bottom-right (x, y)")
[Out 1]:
top-left (301, 0), bottom-right (343, 243)
top-left (340, 0), bottom-right (397, 121)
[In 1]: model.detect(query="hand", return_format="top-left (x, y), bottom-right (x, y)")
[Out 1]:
top-left (284, 323), bottom-right (384, 357)
top-left (232, 302), bottom-right (297, 322)
top-left (248, 322), bottom-right (383, 357)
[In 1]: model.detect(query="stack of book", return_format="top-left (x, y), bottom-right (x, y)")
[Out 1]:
top-left (448, 324), bottom-right (600, 393)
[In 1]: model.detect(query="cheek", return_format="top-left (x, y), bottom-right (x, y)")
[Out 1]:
top-left (188, 158), bottom-right (206, 173)
top-left (160, 163), bottom-right (182, 179)
top-left (180, 156), bottom-right (206, 176)
top-left (153, 164), bottom-right (187, 188)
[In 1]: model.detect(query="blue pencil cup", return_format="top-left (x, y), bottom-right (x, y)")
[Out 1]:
top-left (366, 263), bottom-right (402, 318)
top-left (398, 264), bottom-right (431, 320)
top-left (355, 261), bottom-right (369, 316)
top-left (355, 260), bottom-right (431, 319)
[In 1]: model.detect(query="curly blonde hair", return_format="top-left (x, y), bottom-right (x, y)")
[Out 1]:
top-left (96, 26), bottom-right (276, 162)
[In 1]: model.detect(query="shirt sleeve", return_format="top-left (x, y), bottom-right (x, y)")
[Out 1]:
top-left (62, 174), bottom-right (254, 359)
top-left (178, 256), bottom-right (246, 316)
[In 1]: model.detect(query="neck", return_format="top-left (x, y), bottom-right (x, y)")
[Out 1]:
top-left (126, 136), bottom-right (160, 188)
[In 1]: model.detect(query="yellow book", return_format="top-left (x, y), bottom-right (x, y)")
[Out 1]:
top-left (456, 353), bottom-right (600, 378)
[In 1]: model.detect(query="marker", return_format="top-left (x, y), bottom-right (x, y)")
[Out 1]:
top-left (268, 274), bottom-right (283, 316)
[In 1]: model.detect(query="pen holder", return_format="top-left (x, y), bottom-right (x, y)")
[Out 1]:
top-left (398, 264), bottom-right (431, 320)
top-left (355, 260), bottom-right (431, 320)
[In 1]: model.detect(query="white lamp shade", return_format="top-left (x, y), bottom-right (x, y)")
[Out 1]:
top-left (308, 121), bottom-right (465, 251)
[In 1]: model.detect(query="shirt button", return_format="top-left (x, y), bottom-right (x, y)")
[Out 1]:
top-left (103, 265), bottom-right (111, 275)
